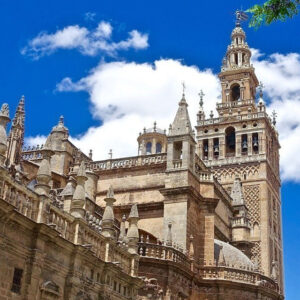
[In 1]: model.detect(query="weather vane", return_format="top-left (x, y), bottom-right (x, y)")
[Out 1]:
top-left (271, 110), bottom-right (277, 126)
top-left (259, 81), bottom-right (265, 98)
top-left (235, 10), bottom-right (248, 26)
top-left (198, 90), bottom-right (205, 107)
top-left (182, 81), bottom-right (186, 96)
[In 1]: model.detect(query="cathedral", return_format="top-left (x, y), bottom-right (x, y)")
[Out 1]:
top-left (0, 21), bottom-right (284, 300)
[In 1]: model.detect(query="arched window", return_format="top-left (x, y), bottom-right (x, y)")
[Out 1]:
top-left (156, 142), bottom-right (162, 154)
top-left (234, 53), bottom-right (238, 65)
top-left (225, 127), bottom-right (236, 156)
top-left (252, 133), bottom-right (259, 153)
top-left (231, 84), bottom-right (240, 101)
top-left (146, 142), bottom-right (152, 155)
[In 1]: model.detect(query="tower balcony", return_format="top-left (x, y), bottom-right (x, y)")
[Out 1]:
top-left (216, 99), bottom-right (255, 110)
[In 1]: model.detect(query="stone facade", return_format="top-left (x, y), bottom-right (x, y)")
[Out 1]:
top-left (0, 23), bottom-right (284, 300)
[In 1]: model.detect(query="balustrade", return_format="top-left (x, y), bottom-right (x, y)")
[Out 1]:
top-left (138, 241), bottom-right (191, 270)
top-left (199, 265), bottom-right (279, 292)
top-left (90, 153), bottom-right (167, 171)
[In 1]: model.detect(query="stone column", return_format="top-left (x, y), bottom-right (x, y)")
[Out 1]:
top-left (248, 134), bottom-right (253, 156)
top-left (236, 134), bottom-right (241, 157)
top-left (208, 139), bottom-right (213, 160)
top-left (219, 137), bottom-right (225, 159)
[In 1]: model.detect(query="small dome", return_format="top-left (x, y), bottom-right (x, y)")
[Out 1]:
top-left (214, 239), bottom-right (254, 269)
top-left (231, 26), bottom-right (246, 38)
top-left (145, 127), bottom-right (165, 135)
top-left (51, 116), bottom-right (69, 134)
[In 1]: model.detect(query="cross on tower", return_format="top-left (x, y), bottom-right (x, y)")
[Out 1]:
top-left (108, 149), bottom-right (113, 159)
top-left (182, 81), bottom-right (186, 96)
top-left (198, 90), bottom-right (205, 107)
top-left (259, 81), bottom-right (265, 98)
top-left (271, 110), bottom-right (277, 126)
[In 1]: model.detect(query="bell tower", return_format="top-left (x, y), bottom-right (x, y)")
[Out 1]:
top-left (196, 22), bottom-right (283, 291)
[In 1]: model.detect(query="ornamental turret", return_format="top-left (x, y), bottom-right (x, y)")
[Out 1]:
top-left (137, 121), bottom-right (167, 155)
top-left (167, 91), bottom-right (196, 172)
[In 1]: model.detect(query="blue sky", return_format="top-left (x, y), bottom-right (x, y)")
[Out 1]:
top-left (1, 0), bottom-right (300, 298)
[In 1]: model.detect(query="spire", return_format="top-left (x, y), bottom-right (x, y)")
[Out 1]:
top-left (231, 176), bottom-right (245, 206)
top-left (0, 103), bottom-right (10, 165)
top-left (169, 92), bottom-right (193, 136)
top-left (102, 185), bottom-right (116, 238)
top-left (70, 161), bottom-right (87, 218)
top-left (6, 96), bottom-right (25, 166)
top-left (127, 204), bottom-right (139, 254)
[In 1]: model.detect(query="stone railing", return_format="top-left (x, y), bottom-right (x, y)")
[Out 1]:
top-left (138, 241), bottom-right (191, 270)
top-left (204, 153), bottom-right (266, 167)
top-left (198, 171), bottom-right (214, 182)
top-left (232, 215), bottom-right (251, 228)
top-left (172, 159), bottom-right (182, 169)
top-left (197, 111), bottom-right (272, 127)
top-left (199, 265), bottom-right (279, 292)
top-left (217, 99), bottom-right (255, 110)
top-left (0, 178), bottom-right (39, 220)
top-left (89, 153), bottom-right (167, 171)
top-left (195, 153), bottom-right (208, 171)
top-left (213, 177), bottom-right (232, 204)
top-left (22, 145), bottom-right (44, 161)
top-left (48, 205), bottom-right (74, 241)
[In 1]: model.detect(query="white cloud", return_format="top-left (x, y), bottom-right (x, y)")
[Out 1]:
top-left (250, 50), bottom-right (300, 182)
top-left (25, 46), bottom-right (300, 182)
top-left (55, 59), bottom-right (220, 161)
top-left (25, 135), bottom-right (47, 148)
top-left (21, 21), bottom-right (148, 59)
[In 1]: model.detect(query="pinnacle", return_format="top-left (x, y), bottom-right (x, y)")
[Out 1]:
top-left (128, 203), bottom-right (139, 219)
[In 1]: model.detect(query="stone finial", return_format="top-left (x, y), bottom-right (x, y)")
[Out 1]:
top-left (102, 185), bottom-right (116, 238)
top-left (210, 110), bottom-right (214, 119)
top-left (89, 149), bottom-right (93, 159)
top-left (127, 204), bottom-right (139, 254)
top-left (70, 161), bottom-right (88, 218)
top-left (106, 185), bottom-right (114, 198)
top-left (0, 103), bottom-right (10, 164)
top-left (118, 214), bottom-right (126, 243)
top-left (108, 149), bottom-right (113, 159)
top-left (218, 245), bottom-right (225, 266)
top-left (271, 261), bottom-right (278, 281)
top-left (198, 90), bottom-right (205, 108)
top-left (166, 222), bottom-right (172, 246)
top-left (272, 110), bottom-right (277, 126)
top-left (153, 121), bottom-right (157, 132)
top-left (231, 176), bottom-right (245, 206)
top-left (188, 235), bottom-right (194, 259)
